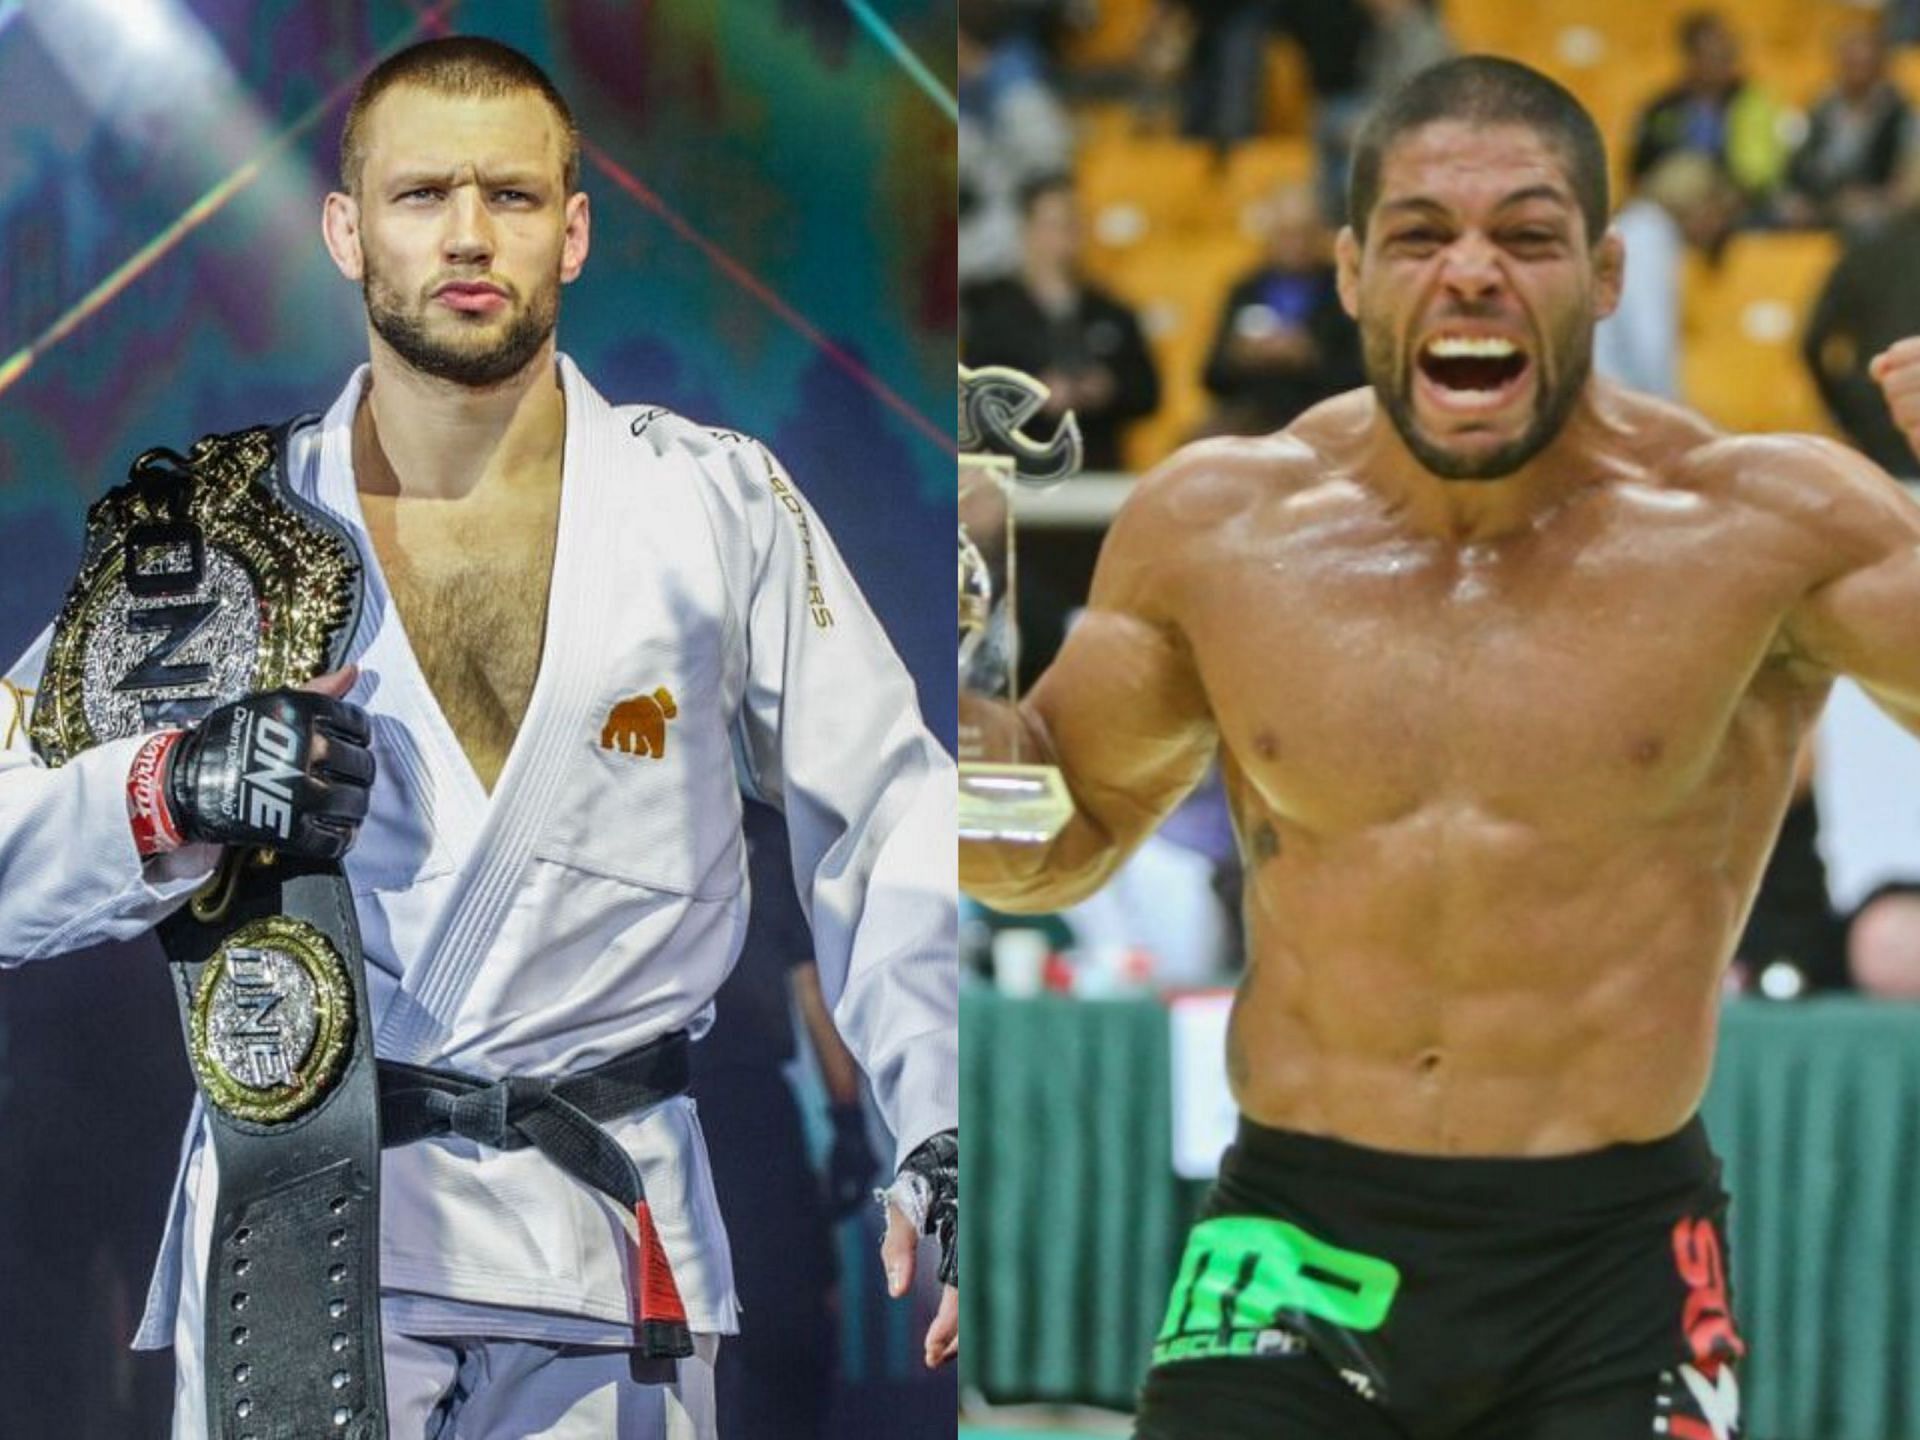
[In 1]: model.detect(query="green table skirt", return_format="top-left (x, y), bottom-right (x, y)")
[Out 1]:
top-left (962, 991), bottom-right (1920, 1439)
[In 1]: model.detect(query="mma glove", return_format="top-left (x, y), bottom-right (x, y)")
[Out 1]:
top-left (127, 689), bottom-right (374, 861)
top-left (825, 1102), bottom-right (880, 1220)
top-left (882, 1128), bottom-right (958, 1287)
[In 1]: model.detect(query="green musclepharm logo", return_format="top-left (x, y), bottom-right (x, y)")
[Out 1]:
top-left (1153, 1216), bottom-right (1400, 1365)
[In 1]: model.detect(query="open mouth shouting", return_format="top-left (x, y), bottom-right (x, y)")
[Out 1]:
top-left (1414, 332), bottom-right (1534, 417)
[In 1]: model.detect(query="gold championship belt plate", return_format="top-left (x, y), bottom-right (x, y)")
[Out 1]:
top-left (30, 426), bottom-right (356, 766)
top-left (32, 421), bottom-right (390, 1438)
top-left (187, 915), bottom-right (356, 1125)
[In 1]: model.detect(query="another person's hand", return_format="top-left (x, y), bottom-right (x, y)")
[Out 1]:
top-left (825, 1103), bottom-right (879, 1219)
top-left (1869, 339), bottom-right (1920, 461)
top-left (879, 1128), bottom-right (959, 1368)
top-left (127, 666), bottom-right (373, 861)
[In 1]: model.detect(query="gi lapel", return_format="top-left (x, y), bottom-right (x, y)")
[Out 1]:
top-left (374, 356), bottom-right (622, 1062)
top-left (308, 375), bottom-right (468, 910)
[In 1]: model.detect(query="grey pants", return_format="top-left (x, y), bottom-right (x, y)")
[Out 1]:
top-left (170, 1302), bottom-right (719, 1439)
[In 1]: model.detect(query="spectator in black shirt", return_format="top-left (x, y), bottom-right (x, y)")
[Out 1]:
top-left (1170, 0), bottom-right (1286, 147)
top-left (962, 174), bottom-right (1161, 470)
top-left (1805, 187), bottom-right (1920, 477)
top-left (1779, 20), bottom-right (1914, 234)
top-left (1200, 181), bottom-right (1363, 435)
top-left (1628, 10), bottom-right (1787, 209)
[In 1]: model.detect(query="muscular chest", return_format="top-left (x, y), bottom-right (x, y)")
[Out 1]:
top-left (365, 488), bottom-right (560, 789)
top-left (1184, 495), bottom-right (1815, 825)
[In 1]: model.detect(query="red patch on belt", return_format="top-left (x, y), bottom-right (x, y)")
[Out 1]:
top-left (633, 1201), bottom-right (688, 1325)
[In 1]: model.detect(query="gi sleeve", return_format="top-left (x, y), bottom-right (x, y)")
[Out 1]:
top-left (728, 445), bottom-right (958, 1169)
top-left (0, 625), bottom-right (218, 965)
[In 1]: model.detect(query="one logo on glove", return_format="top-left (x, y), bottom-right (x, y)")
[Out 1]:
top-left (600, 687), bottom-right (679, 760)
top-left (237, 708), bottom-right (303, 838)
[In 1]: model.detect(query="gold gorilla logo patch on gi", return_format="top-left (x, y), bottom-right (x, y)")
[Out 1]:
top-left (601, 687), bottom-right (679, 759)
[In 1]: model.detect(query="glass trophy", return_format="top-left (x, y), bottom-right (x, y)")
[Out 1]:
top-left (957, 365), bottom-right (1082, 845)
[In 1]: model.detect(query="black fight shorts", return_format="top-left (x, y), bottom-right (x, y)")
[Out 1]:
top-left (1136, 1115), bottom-right (1744, 1440)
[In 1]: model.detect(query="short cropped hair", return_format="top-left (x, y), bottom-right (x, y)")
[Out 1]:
top-left (1347, 56), bottom-right (1610, 244)
top-left (339, 36), bottom-right (580, 196)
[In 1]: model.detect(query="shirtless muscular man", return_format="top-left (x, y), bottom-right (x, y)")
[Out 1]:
top-left (963, 57), bottom-right (1920, 1440)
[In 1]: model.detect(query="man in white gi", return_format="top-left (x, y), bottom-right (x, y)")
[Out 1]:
top-left (0, 36), bottom-right (958, 1439)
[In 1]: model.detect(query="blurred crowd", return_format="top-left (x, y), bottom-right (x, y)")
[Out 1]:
top-left (959, 0), bottom-right (1920, 1005)
top-left (962, 0), bottom-right (1920, 461)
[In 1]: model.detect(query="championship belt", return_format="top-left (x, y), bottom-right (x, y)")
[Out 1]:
top-left (31, 424), bottom-right (389, 1439)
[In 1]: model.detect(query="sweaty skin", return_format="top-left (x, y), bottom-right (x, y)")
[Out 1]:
top-left (962, 122), bottom-right (1920, 1158)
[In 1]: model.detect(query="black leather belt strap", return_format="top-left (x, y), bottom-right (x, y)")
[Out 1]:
top-left (35, 419), bottom-right (384, 1438)
top-left (376, 1030), bottom-right (694, 1357)
top-left (161, 864), bottom-right (387, 1440)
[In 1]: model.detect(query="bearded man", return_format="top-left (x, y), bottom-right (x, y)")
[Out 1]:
top-left (1, 36), bottom-right (957, 1440)
top-left (965, 55), bottom-right (1920, 1440)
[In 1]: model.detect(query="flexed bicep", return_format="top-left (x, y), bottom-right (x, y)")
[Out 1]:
top-left (1783, 442), bottom-right (1920, 731)
top-left (961, 451), bottom-right (1223, 910)
top-left (958, 606), bottom-right (1215, 912)
top-left (1028, 604), bottom-right (1216, 877)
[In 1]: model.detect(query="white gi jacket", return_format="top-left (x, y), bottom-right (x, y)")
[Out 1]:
top-left (0, 355), bottom-right (959, 1347)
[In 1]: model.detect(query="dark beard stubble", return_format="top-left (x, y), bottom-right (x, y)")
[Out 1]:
top-left (1364, 307), bottom-right (1594, 483)
top-left (363, 264), bottom-right (560, 389)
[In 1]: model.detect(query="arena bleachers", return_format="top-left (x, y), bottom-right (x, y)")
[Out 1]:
top-left (1044, 0), bottom-right (1888, 472)
top-left (1682, 228), bottom-right (1840, 435)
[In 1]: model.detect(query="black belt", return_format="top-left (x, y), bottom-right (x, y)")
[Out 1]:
top-left (375, 1029), bottom-right (695, 1358)
top-left (30, 419), bottom-right (389, 1437)
top-left (162, 864), bottom-right (388, 1440)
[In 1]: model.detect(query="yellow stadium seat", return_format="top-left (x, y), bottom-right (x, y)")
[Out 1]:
top-left (1583, 59), bottom-right (1679, 194)
top-left (1062, 0), bottom-right (1158, 70)
top-left (1680, 231), bottom-right (1840, 436)
top-left (1736, 0), bottom-right (1857, 52)
top-left (1528, 0), bottom-right (1669, 70)
top-left (1222, 138), bottom-right (1317, 238)
top-left (1100, 237), bottom-right (1263, 471)
top-left (1893, 48), bottom-right (1920, 104)
top-left (1079, 136), bottom-right (1223, 259)
top-left (1442, 0), bottom-right (1548, 60)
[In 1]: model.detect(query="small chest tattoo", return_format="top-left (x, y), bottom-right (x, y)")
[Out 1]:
top-left (1251, 822), bottom-right (1281, 863)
